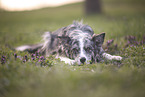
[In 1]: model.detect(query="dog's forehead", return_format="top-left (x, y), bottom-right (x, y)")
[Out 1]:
top-left (71, 37), bottom-right (93, 47)
top-left (69, 30), bottom-right (92, 40)
top-left (83, 38), bottom-right (94, 46)
top-left (71, 39), bottom-right (79, 45)
top-left (83, 38), bottom-right (92, 43)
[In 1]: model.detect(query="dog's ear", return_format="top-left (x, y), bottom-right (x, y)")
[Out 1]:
top-left (57, 36), bottom-right (71, 44)
top-left (92, 32), bottom-right (105, 47)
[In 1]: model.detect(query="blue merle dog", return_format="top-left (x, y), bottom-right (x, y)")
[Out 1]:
top-left (16, 21), bottom-right (122, 65)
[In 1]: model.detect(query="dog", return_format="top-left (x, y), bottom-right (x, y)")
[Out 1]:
top-left (16, 21), bottom-right (122, 65)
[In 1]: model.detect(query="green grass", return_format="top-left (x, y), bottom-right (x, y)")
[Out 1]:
top-left (0, 0), bottom-right (145, 97)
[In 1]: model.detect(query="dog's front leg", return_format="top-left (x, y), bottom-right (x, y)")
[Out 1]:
top-left (102, 53), bottom-right (122, 61)
top-left (57, 57), bottom-right (75, 65)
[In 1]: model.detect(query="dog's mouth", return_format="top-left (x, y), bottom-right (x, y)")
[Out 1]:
top-left (73, 57), bottom-right (92, 65)
top-left (80, 57), bottom-right (86, 64)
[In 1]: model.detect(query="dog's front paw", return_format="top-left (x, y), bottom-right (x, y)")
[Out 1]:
top-left (112, 56), bottom-right (123, 61)
top-left (102, 53), bottom-right (123, 61)
top-left (68, 60), bottom-right (75, 65)
top-left (58, 57), bottom-right (75, 65)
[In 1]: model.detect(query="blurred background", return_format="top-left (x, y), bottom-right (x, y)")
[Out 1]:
top-left (0, 0), bottom-right (145, 47)
top-left (0, 0), bottom-right (145, 46)
top-left (0, 0), bottom-right (83, 11)
top-left (0, 0), bottom-right (145, 48)
top-left (1, 0), bottom-right (144, 14)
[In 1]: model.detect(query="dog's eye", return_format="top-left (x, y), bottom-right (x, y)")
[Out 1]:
top-left (85, 47), bottom-right (92, 52)
top-left (72, 48), bottom-right (79, 54)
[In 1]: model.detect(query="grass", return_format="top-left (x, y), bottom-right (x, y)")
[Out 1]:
top-left (0, 0), bottom-right (145, 97)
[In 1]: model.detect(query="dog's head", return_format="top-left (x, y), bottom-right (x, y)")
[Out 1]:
top-left (69, 32), bottom-right (105, 65)
top-left (59, 22), bottom-right (105, 65)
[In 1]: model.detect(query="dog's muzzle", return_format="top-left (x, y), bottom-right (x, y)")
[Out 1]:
top-left (80, 57), bottom-right (86, 64)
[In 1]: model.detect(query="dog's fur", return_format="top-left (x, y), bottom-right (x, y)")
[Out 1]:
top-left (16, 21), bottom-right (122, 65)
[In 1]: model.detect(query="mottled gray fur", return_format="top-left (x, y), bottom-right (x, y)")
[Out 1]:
top-left (16, 21), bottom-right (122, 65)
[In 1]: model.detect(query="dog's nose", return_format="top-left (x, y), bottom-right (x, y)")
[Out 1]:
top-left (80, 57), bottom-right (86, 64)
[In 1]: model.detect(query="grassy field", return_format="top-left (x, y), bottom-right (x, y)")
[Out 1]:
top-left (0, 0), bottom-right (145, 97)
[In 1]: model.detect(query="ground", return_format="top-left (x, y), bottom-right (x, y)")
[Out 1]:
top-left (0, 0), bottom-right (145, 97)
